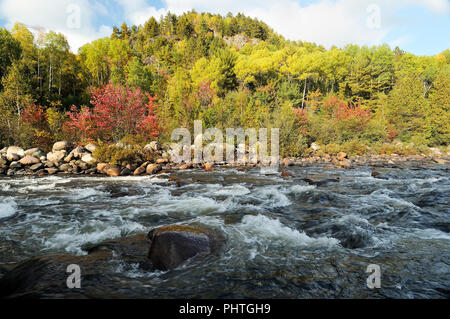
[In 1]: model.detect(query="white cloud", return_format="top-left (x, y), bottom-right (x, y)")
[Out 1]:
top-left (0, 0), bottom-right (111, 52)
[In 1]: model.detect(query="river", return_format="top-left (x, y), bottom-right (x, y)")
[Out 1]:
top-left (0, 163), bottom-right (449, 298)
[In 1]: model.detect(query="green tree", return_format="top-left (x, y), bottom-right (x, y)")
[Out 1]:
top-left (427, 71), bottom-right (450, 145)
top-left (385, 74), bottom-right (429, 141)
top-left (0, 28), bottom-right (22, 87)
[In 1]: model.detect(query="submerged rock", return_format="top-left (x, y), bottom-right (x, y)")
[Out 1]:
top-left (303, 178), bottom-right (340, 187)
top-left (148, 225), bottom-right (224, 271)
top-left (281, 171), bottom-right (292, 177)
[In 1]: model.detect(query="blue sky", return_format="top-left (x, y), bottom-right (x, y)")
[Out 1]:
top-left (0, 0), bottom-right (449, 55)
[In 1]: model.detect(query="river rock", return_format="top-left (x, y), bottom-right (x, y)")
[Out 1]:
top-left (337, 152), bottom-right (348, 161)
top-left (78, 162), bottom-right (88, 170)
top-left (148, 225), bottom-right (223, 271)
top-left (337, 159), bottom-right (351, 169)
top-left (84, 143), bottom-right (97, 153)
top-left (146, 164), bottom-right (162, 175)
top-left (283, 158), bottom-right (293, 167)
top-left (52, 141), bottom-right (70, 152)
top-left (120, 168), bottom-right (131, 176)
top-left (281, 171), bottom-right (293, 177)
top-left (7, 153), bottom-right (20, 162)
top-left (156, 158), bottom-right (168, 164)
top-left (19, 156), bottom-right (40, 165)
top-left (67, 146), bottom-right (85, 160)
top-left (105, 165), bottom-right (120, 177)
top-left (134, 166), bottom-right (146, 176)
top-left (433, 158), bottom-right (448, 165)
top-left (6, 146), bottom-right (24, 161)
top-left (59, 164), bottom-right (71, 172)
top-left (81, 154), bottom-right (96, 165)
top-left (47, 151), bottom-right (66, 163)
top-left (303, 178), bottom-right (340, 186)
top-left (23, 148), bottom-right (44, 158)
top-left (45, 168), bottom-right (58, 175)
top-left (9, 161), bottom-right (21, 169)
top-left (144, 141), bottom-right (161, 152)
top-left (179, 163), bottom-right (193, 170)
top-left (311, 143), bottom-right (320, 152)
top-left (30, 163), bottom-right (44, 171)
top-left (96, 163), bottom-right (109, 173)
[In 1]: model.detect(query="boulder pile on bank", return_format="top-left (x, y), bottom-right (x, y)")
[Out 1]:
top-left (1, 140), bottom-right (449, 177)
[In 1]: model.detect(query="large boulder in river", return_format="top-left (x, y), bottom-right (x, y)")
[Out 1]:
top-left (147, 225), bottom-right (224, 271)
top-left (6, 146), bottom-right (24, 161)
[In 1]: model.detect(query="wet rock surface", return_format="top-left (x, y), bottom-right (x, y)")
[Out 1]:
top-left (148, 225), bottom-right (224, 271)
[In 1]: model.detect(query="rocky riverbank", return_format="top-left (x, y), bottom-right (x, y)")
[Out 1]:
top-left (0, 141), bottom-right (449, 178)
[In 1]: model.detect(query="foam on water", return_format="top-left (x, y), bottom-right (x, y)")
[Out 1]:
top-left (18, 182), bottom-right (58, 193)
top-left (250, 186), bottom-right (291, 208)
top-left (1, 183), bottom-right (11, 191)
top-left (69, 187), bottom-right (109, 199)
top-left (212, 184), bottom-right (251, 196)
top-left (289, 184), bottom-right (316, 193)
top-left (0, 198), bottom-right (18, 219)
top-left (237, 215), bottom-right (339, 249)
top-left (154, 194), bottom-right (229, 215)
top-left (45, 219), bottom-right (146, 255)
top-left (411, 228), bottom-right (450, 241)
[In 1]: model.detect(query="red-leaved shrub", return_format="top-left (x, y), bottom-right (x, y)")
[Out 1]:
top-left (64, 83), bottom-right (160, 142)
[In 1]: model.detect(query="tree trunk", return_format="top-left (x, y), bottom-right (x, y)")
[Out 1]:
top-left (301, 78), bottom-right (307, 109)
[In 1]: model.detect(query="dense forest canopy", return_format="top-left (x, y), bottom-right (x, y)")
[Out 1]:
top-left (0, 11), bottom-right (449, 156)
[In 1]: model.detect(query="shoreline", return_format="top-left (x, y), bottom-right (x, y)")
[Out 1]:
top-left (1, 142), bottom-right (449, 179)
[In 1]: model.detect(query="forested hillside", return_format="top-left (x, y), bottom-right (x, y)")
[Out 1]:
top-left (0, 11), bottom-right (449, 156)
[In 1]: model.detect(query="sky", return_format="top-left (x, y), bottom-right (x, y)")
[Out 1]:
top-left (0, 0), bottom-right (449, 55)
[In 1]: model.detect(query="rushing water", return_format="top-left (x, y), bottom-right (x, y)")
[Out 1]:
top-left (0, 164), bottom-right (449, 299)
